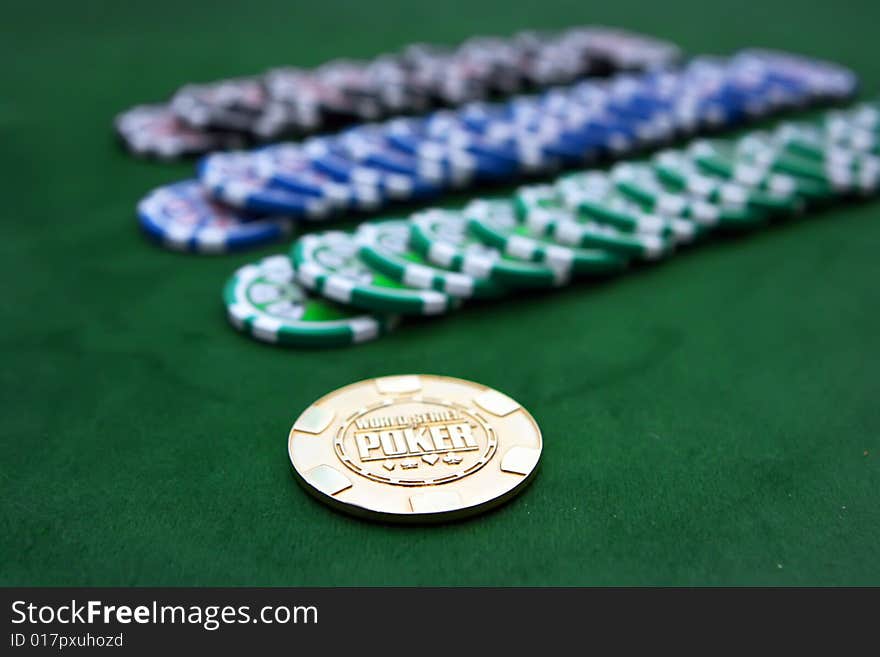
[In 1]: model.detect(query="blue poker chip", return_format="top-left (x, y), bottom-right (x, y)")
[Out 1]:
top-left (332, 126), bottom-right (451, 184)
top-left (602, 83), bottom-right (678, 141)
top-left (430, 114), bottom-right (559, 173)
top-left (351, 123), bottom-right (480, 189)
top-left (723, 60), bottom-right (806, 115)
top-left (572, 83), bottom-right (674, 144)
top-left (336, 126), bottom-right (481, 191)
top-left (457, 98), bottom-right (539, 130)
top-left (507, 114), bottom-right (629, 161)
top-left (676, 90), bottom-right (748, 131)
top-left (539, 127), bottom-right (610, 163)
top-left (136, 180), bottom-right (294, 253)
top-left (472, 118), bottom-right (585, 167)
top-left (380, 119), bottom-right (487, 184)
top-left (387, 115), bottom-right (520, 180)
top-left (473, 130), bottom-right (561, 172)
top-left (198, 150), bottom-right (336, 219)
top-left (508, 125), bottom-right (594, 166)
top-left (303, 136), bottom-right (443, 201)
top-left (756, 72), bottom-right (814, 108)
top-left (500, 91), bottom-right (643, 153)
top-left (736, 49), bottom-right (858, 103)
top-left (574, 103), bottom-right (668, 147)
top-left (251, 144), bottom-right (382, 212)
top-left (537, 108), bottom-right (639, 155)
top-left (709, 77), bottom-right (776, 118)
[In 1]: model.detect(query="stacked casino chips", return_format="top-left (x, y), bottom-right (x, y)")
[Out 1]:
top-left (115, 27), bottom-right (680, 160)
top-left (136, 49), bottom-right (857, 254)
top-left (221, 101), bottom-right (880, 347)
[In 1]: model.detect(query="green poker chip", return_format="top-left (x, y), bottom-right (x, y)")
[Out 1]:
top-left (823, 123), bottom-right (880, 154)
top-left (746, 129), bottom-right (880, 197)
top-left (552, 174), bottom-right (699, 244)
top-left (737, 133), bottom-right (861, 196)
top-left (845, 102), bottom-right (880, 130)
top-left (466, 197), bottom-right (652, 268)
top-left (824, 104), bottom-right (880, 148)
top-left (779, 121), bottom-right (879, 160)
top-left (611, 161), bottom-right (765, 231)
top-left (291, 231), bottom-right (457, 315)
top-left (513, 179), bottom-right (694, 249)
top-left (409, 208), bottom-right (570, 289)
top-left (223, 254), bottom-right (398, 347)
top-left (355, 219), bottom-right (508, 299)
top-left (652, 148), bottom-right (805, 218)
top-left (687, 139), bottom-right (835, 203)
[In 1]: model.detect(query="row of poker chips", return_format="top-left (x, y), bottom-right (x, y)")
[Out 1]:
top-left (137, 49), bottom-right (858, 254)
top-left (222, 100), bottom-right (880, 347)
top-left (114, 27), bottom-right (681, 160)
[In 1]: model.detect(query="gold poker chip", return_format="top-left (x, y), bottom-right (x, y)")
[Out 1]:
top-left (288, 374), bottom-right (542, 522)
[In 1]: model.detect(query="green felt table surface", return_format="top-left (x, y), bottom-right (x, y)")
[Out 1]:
top-left (2, 0), bottom-right (879, 586)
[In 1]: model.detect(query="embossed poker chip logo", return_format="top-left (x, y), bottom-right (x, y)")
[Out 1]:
top-left (334, 397), bottom-right (498, 486)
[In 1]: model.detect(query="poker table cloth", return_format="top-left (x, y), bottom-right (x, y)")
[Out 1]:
top-left (3, 0), bottom-right (879, 586)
